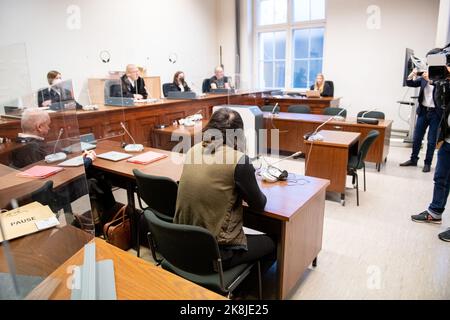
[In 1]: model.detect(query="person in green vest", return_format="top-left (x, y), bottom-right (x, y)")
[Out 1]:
top-left (174, 108), bottom-right (275, 270)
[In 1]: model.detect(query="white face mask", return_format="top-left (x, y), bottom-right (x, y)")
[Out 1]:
top-left (52, 78), bottom-right (62, 86)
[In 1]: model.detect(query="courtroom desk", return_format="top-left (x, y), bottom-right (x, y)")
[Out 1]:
top-left (265, 112), bottom-right (392, 170)
top-left (0, 225), bottom-right (92, 277)
top-left (152, 120), bottom-right (208, 150)
top-left (91, 140), bottom-right (329, 299)
top-left (0, 160), bottom-right (86, 210)
top-left (26, 238), bottom-right (225, 300)
top-left (305, 130), bottom-right (360, 205)
top-left (261, 95), bottom-right (341, 114)
top-left (0, 91), bottom-right (266, 144)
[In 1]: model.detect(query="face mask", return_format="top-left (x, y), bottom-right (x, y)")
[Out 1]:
top-left (52, 78), bottom-right (62, 85)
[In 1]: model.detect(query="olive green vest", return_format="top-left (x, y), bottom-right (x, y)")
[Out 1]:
top-left (174, 142), bottom-right (247, 249)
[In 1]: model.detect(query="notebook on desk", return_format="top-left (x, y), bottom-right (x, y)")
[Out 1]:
top-left (0, 202), bottom-right (59, 242)
top-left (127, 151), bottom-right (168, 165)
top-left (58, 156), bottom-right (85, 167)
top-left (17, 165), bottom-right (64, 179)
top-left (97, 151), bottom-right (132, 162)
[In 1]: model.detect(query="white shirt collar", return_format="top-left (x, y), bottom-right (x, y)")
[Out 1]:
top-left (18, 133), bottom-right (45, 141)
top-left (128, 77), bottom-right (135, 87)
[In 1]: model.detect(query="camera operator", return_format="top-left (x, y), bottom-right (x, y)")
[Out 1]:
top-left (411, 63), bottom-right (450, 243)
top-left (400, 59), bottom-right (442, 173)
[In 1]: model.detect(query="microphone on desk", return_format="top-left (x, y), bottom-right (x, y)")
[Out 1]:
top-left (120, 122), bottom-right (144, 152)
top-left (271, 103), bottom-right (280, 115)
top-left (304, 108), bottom-right (347, 142)
top-left (260, 151), bottom-right (303, 183)
top-left (45, 128), bottom-right (68, 163)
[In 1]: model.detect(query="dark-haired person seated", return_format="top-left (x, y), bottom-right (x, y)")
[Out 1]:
top-left (310, 73), bottom-right (334, 97)
top-left (172, 71), bottom-right (191, 92)
top-left (120, 64), bottom-right (148, 100)
top-left (163, 71), bottom-right (191, 96)
top-left (174, 108), bottom-right (275, 270)
top-left (210, 66), bottom-right (231, 90)
top-left (38, 70), bottom-right (82, 110)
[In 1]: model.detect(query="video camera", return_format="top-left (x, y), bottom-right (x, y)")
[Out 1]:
top-left (427, 44), bottom-right (450, 83)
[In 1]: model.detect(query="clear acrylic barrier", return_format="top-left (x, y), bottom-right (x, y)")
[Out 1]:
top-left (223, 77), bottom-right (270, 160)
top-left (89, 77), bottom-right (127, 144)
top-left (0, 80), bottom-right (94, 299)
top-left (0, 43), bottom-right (32, 110)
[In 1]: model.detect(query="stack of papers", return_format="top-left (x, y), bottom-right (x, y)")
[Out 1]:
top-left (0, 202), bottom-right (59, 242)
top-left (97, 151), bottom-right (132, 162)
top-left (58, 156), bottom-right (85, 167)
top-left (17, 166), bottom-right (64, 179)
top-left (127, 151), bottom-right (168, 165)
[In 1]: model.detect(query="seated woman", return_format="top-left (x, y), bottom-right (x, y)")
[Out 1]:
top-left (174, 108), bottom-right (275, 270)
top-left (171, 71), bottom-right (191, 92)
top-left (37, 70), bottom-right (82, 109)
top-left (310, 73), bottom-right (334, 97)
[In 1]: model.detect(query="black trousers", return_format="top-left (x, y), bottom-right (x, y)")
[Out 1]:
top-left (220, 235), bottom-right (276, 270)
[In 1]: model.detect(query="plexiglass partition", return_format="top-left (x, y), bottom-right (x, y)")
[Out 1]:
top-left (0, 80), bottom-right (94, 299)
top-left (223, 76), bottom-right (270, 160)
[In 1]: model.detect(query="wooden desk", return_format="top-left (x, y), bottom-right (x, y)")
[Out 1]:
top-left (0, 225), bottom-right (93, 277)
top-left (305, 130), bottom-right (360, 205)
top-left (265, 112), bottom-right (391, 170)
top-left (0, 91), bottom-right (265, 145)
top-left (152, 120), bottom-right (208, 150)
top-left (91, 140), bottom-right (329, 299)
top-left (0, 161), bottom-right (86, 210)
top-left (26, 238), bottom-right (225, 300)
top-left (261, 95), bottom-right (341, 114)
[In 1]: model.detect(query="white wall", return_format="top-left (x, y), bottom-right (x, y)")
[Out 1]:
top-left (0, 0), bottom-right (220, 104)
top-left (436, 0), bottom-right (450, 46)
top-left (216, 1), bottom-right (237, 78)
top-left (323, 0), bottom-right (439, 130)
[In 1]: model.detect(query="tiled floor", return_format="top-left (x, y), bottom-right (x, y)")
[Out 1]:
top-left (116, 141), bottom-right (450, 300)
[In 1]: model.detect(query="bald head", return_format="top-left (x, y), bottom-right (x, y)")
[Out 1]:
top-left (126, 64), bottom-right (140, 81)
top-left (214, 66), bottom-right (224, 79)
top-left (21, 108), bottom-right (51, 137)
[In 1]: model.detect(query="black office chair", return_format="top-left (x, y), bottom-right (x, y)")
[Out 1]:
top-left (261, 105), bottom-right (280, 113)
top-left (144, 210), bottom-right (262, 299)
top-left (347, 130), bottom-right (380, 206)
top-left (15, 180), bottom-right (57, 212)
top-left (357, 110), bottom-right (385, 119)
top-left (133, 169), bottom-right (178, 256)
top-left (202, 78), bottom-right (211, 93)
top-left (103, 80), bottom-right (123, 98)
top-left (162, 83), bottom-right (174, 98)
top-left (288, 105), bottom-right (311, 114)
top-left (325, 80), bottom-right (334, 97)
top-left (324, 107), bottom-right (347, 117)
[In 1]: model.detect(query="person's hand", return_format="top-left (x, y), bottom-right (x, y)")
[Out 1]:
top-left (224, 83), bottom-right (231, 89)
top-left (83, 150), bottom-right (96, 162)
top-left (210, 83), bottom-right (218, 90)
top-left (42, 100), bottom-right (52, 107)
top-left (423, 72), bottom-right (429, 82)
top-left (134, 94), bottom-right (144, 100)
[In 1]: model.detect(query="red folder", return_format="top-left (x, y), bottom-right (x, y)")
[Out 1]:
top-left (127, 151), bottom-right (168, 165)
top-left (18, 166), bottom-right (64, 179)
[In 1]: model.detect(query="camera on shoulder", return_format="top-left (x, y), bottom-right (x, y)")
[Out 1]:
top-left (427, 45), bottom-right (450, 83)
